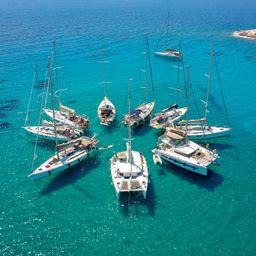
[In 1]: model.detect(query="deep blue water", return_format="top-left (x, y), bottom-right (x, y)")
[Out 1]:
top-left (0, 0), bottom-right (256, 255)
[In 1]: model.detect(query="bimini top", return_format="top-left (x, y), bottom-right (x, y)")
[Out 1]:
top-left (130, 109), bottom-right (141, 117)
top-left (59, 104), bottom-right (76, 114)
top-left (165, 131), bottom-right (184, 140)
top-left (165, 128), bottom-right (186, 140)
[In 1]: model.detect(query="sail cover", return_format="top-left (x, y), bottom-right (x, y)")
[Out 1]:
top-left (59, 104), bottom-right (76, 114)
top-left (162, 104), bottom-right (178, 112)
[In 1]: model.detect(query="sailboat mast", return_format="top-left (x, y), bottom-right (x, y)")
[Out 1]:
top-left (185, 66), bottom-right (190, 141)
top-left (144, 34), bottom-right (148, 104)
top-left (53, 40), bottom-right (61, 108)
top-left (101, 39), bottom-right (107, 98)
top-left (166, 12), bottom-right (170, 49)
top-left (128, 78), bottom-right (132, 152)
top-left (204, 48), bottom-right (213, 121)
top-left (146, 33), bottom-right (155, 100)
top-left (127, 78), bottom-right (133, 181)
top-left (48, 56), bottom-right (59, 158)
top-left (175, 41), bottom-right (182, 104)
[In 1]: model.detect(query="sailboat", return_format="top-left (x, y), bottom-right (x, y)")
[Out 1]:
top-left (110, 78), bottom-right (149, 198)
top-left (23, 61), bottom-right (83, 142)
top-left (154, 12), bottom-right (182, 60)
top-left (150, 46), bottom-right (187, 129)
top-left (97, 43), bottom-right (116, 126)
top-left (124, 34), bottom-right (155, 127)
top-left (170, 49), bottom-right (231, 141)
top-left (28, 57), bottom-right (99, 180)
top-left (43, 41), bottom-right (89, 130)
top-left (152, 67), bottom-right (219, 176)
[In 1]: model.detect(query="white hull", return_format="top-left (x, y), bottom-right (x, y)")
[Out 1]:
top-left (152, 131), bottom-right (219, 176)
top-left (97, 97), bottom-right (116, 126)
top-left (124, 101), bottom-right (155, 127)
top-left (150, 107), bottom-right (187, 129)
top-left (24, 126), bottom-right (71, 142)
top-left (110, 149), bottom-right (148, 199)
top-left (171, 125), bottom-right (231, 141)
top-left (154, 50), bottom-right (182, 59)
top-left (29, 137), bottom-right (98, 180)
top-left (43, 109), bottom-right (89, 130)
top-left (153, 148), bottom-right (208, 175)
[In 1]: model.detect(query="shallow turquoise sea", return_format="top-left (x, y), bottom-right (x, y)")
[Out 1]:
top-left (0, 1), bottom-right (256, 255)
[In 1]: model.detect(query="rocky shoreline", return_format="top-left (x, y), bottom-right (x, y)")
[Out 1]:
top-left (233, 29), bottom-right (256, 40)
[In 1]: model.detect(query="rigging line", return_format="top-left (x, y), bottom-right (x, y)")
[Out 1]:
top-left (24, 65), bottom-right (36, 127)
top-left (31, 67), bottom-right (48, 173)
top-left (155, 13), bottom-right (169, 50)
top-left (146, 33), bottom-right (155, 100)
top-left (213, 54), bottom-right (230, 127)
top-left (53, 40), bottom-right (61, 107)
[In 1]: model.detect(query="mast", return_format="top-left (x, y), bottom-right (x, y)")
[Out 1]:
top-left (102, 39), bottom-right (107, 98)
top-left (48, 56), bottom-right (59, 158)
top-left (53, 40), bottom-right (61, 108)
top-left (146, 33), bottom-right (155, 101)
top-left (166, 12), bottom-right (170, 49)
top-left (175, 41), bottom-right (182, 104)
top-left (128, 78), bottom-right (132, 154)
top-left (143, 33), bottom-right (148, 104)
top-left (128, 78), bottom-right (133, 183)
top-left (204, 48), bottom-right (213, 122)
top-left (185, 66), bottom-right (190, 141)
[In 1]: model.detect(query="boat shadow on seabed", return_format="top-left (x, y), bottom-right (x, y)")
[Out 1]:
top-left (118, 177), bottom-right (156, 218)
top-left (39, 155), bottom-right (102, 196)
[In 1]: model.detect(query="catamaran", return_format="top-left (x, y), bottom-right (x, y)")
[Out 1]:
top-left (97, 43), bottom-right (116, 126)
top-left (154, 12), bottom-right (182, 60)
top-left (169, 49), bottom-right (231, 140)
top-left (43, 41), bottom-right (90, 130)
top-left (124, 34), bottom-right (155, 127)
top-left (152, 67), bottom-right (219, 176)
top-left (110, 78), bottom-right (149, 198)
top-left (28, 57), bottom-right (99, 180)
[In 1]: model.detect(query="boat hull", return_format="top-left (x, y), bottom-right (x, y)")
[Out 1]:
top-left (152, 148), bottom-right (209, 176)
top-left (28, 149), bottom-right (97, 180)
top-left (187, 127), bottom-right (231, 141)
top-left (24, 126), bottom-right (69, 142)
top-left (154, 51), bottom-right (182, 60)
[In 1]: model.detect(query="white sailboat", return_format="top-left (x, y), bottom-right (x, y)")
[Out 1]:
top-left (28, 57), bottom-right (99, 180)
top-left (43, 40), bottom-right (90, 130)
top-left (172, 49), bottom-right (231, 141)
top-left (152, 128), bottom-right (218, 175)
top-left (151, 47), bottom-right (187, 129)
top-left (152, 67), bottom-right (219, 176)
top-left (24, 124), bottom-right (82, 142)
top-left (23, 61), bottom-right (83, 142)
top-left (124, 34), bottom-right (155, 127)
top-left (154, 12), bottom-right (182, 60)
top-left (97, 43), bottom-right (116, 126)
top-left (110, 78), bottom-right (149, 198)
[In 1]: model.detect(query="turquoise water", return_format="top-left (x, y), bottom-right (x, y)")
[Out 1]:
top-left (1, 1), bottom-right (256, 255)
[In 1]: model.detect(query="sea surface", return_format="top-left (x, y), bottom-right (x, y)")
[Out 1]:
top-left (0, 0), bottom-right (256, 255)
